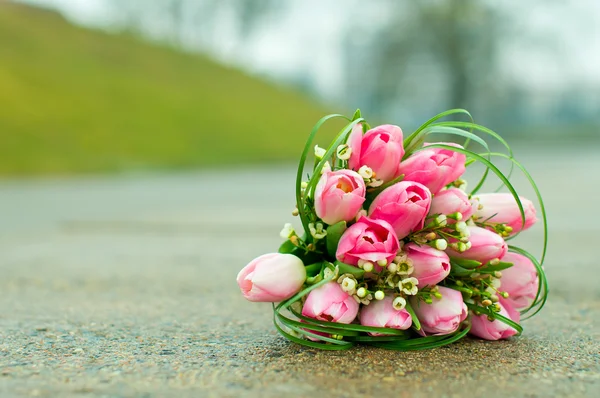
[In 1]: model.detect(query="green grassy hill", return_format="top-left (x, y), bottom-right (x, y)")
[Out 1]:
top-left (0, 3), bottom-right (344, 176)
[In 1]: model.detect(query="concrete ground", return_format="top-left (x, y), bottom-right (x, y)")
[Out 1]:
top-left (0, 144), bottom-right (599, 397)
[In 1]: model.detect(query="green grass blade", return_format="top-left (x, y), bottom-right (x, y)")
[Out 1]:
top-left (403, 109), bottom-right (473, 156)
top-left (296, 114), bottom-right (349, 237)
top-left (415, 144), bottom-right (525, 238)
top-left (465, 303), bottom-right (523, 335)
top-left (508, 245), bottom-right (549, 319)
top-left (486, 152), bottom-right (548, 266)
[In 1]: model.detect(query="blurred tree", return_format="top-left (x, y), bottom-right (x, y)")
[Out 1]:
top-left (342, 0), bottom-right (501, 120)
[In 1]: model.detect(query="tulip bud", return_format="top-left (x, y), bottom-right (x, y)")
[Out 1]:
top-left (368, 181), bottom-right (432, 240)
top-left (409, 286), bottom-right (468, 336)
top-left (336, 217), bottom-right (399, 270)
top-left (360, 296), bottom-right (412, 335)
top-left (429, 188), bottom-right (476, 221)
top-left (314, 170), bottom-right (366, 225)
top-left (302, 282), bottom-right (359, 325)
top-left (498, 252), bottom-right (539, 310)
top-left (237, 253), bottom-right (306, 302)
top-left (446, 226), bottom-right (507, 265)
top-left (398, 143), bottom-right (466, 194)
top-left (469, 299), bottom-right (520, 340)
top-left (347, 124), bottom-right (405, 182)
top-left (471, 194), bottom-right (537, 235)
top-left (404, 243), bottom-right (451, 287)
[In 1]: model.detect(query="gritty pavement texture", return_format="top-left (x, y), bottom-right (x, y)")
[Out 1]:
top-left (0, 144), bottom-right (599, 397)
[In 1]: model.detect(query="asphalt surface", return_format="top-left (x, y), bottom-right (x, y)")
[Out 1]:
top-left (1, 144), bottom-right (599, 397)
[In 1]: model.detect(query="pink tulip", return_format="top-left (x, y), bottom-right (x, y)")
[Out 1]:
top-left (368, 181), bottom-right (432, 239)
top-left (499, 252), bottom-right (539, 310)
top-left (447, 226), bottom-right (508, 264)
top-left (405, 243), bottom-right (451, 287)
top-left (336, 216), bottom-right (399, 269)
top-left (429, 188), bottom-right (476, 221)
top-left (398, 142), bottom-right (466, 194)
top-left (472, 193), bottom-right (537, 234)
top-left (347, 123), bottom-right (405, 182)
top-left (314, 169), bottom-right (366, 225)
top-left (409, 286), bottom-right (468, 335)
top-left (359, 296), bottom-right (412, 335)
top-left (237, 253), bottom-right (306, 302)
top-left (469, 299), bottom-right (520, 340)
top-left (302, 282), bottom-right (359, 324)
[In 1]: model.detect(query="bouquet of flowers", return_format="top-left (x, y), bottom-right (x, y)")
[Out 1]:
top-left (236, 109), bottom-right (547, 350)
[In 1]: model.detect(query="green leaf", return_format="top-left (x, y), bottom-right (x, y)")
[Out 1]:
top-left (296, 114), bottom-right (349, 239)
top-left (352, 109), bottom-right (362, 121)
top-left (366, 325), bottom-right (470, 351)
top-left (303, 118), bottom-right (365, 213)
top-left (304, 262), bottom-right (324, 277)
top-left (403, 109), bottom-right (474, 157)
top-left (508, 245), bottom-right (548, 319)
top-left (485, 152), bottom-right (548, 266)
top-left (289, 307), bottom-right (411, 336)
top-left (404, 300), bottom-right (421, 331)
top-left (449, 261), bottom-right (473, 277)
top-left (334, 261), bottom-right (365, 278)
top-left (451, 258), bottom-right (482, 269)
top-left (278, 239), bottom-right (296, 254)
top-left (478, 261), bottom-right (514, 273)
top-left (465, 303), bottom-right (523, 335)
top-left (326, 221), bottom-right (347, 258)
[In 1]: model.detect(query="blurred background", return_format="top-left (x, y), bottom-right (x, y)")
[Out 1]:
top-left (1, 0), bottom-right (599, 176)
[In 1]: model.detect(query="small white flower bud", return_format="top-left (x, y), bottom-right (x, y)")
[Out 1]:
top-left (357, 287), bottom-right (367, 298)
top-left (280, 223), bottom-right (295, 239)
top-left (314, 145), bottom-right (327, 159)
top-left (465, 241), bottom-right (472, 250)
top-left (291, 207), bottom-right (299, 216)
top-left (341, 277), bottom-right (356, 293)
top-left (392, 296), bottom-right (407, 311)
top-left (435, 214), bottom-right (447, 227)
top-left (456, 221), bottom-right (467, 233)
top-left (301, 181), bottom-right (308, 189)
top-left (374, 290), bottom-right (385, 301)
top-left (362, 261), bottom-right (374, 273)
top-left (387, 262), bottom-right (398, 273)
top-left (321, 161), bottom-right (331, 173)
top-left (358, 165), bottom-right (373, 179)
top-left (435, 239), bottom-right (448, 251)
top-left (490, 258), bottom-right (500, 266)
top-left (377, 259), bottom-right (388, 267)
top-left (336, 144), bottom-right (352, 160)
top-left (367, 179), bottom-right (384, 187)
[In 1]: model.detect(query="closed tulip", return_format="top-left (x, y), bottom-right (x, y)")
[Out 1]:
top-left (409, 286), bottom-right (468, 335)
top-left (368, 181), bottom-right (432, 239)
top-left (398, 143), bottom-right (466, 194)
top-left (314, 169), bottom-right (366, 225)
top-left (472, 193), bottom-right (537, 235)
top-left (499, 252), bottom-right (539, 310)
top-left (447, 226), bottom-right (508, 265)
top-left (360, 296), bottom-right (412, 335)
top-left (237, 253), bottom-right (306, 302)
top-left (336, 216), bottom-right (399, 269)
top-left (469, 299), bottom-right (520, 340)
top-left (347, 123), bottom-right (405, 182)
top-left (302, 282), bottom-right (359, 324)
top-left (429, 188), bottom-right (476, 221)
top-left (405, 243), bottom-right (451, 287)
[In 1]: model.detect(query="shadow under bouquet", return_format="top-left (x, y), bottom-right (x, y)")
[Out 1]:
top-left (236, 109), bottom-right (547, 350)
